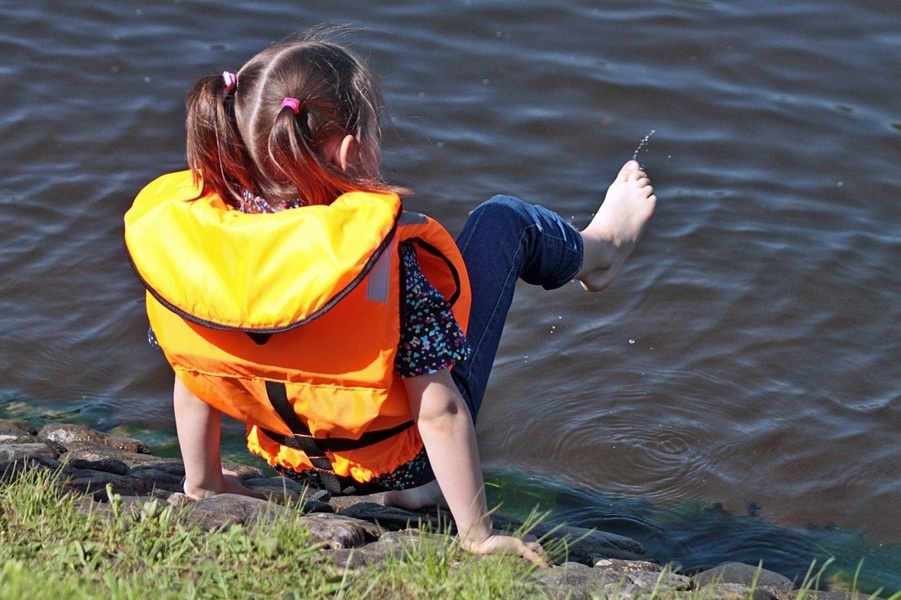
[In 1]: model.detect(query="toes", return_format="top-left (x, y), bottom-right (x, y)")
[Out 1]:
top-left (618, 160), bottom-right (640, 180)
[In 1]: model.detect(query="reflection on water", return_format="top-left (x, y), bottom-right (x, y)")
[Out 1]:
top-left (1, 0), bottom-right (899, 594)
top-left (487, 470), bottom-right (901, 595)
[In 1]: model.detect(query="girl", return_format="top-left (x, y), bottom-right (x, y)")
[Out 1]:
top-left (124, 33), bottom-right (655, 567)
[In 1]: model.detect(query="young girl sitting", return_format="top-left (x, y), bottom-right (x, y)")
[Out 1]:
top-left (124, 32), bottom-right (655, 567)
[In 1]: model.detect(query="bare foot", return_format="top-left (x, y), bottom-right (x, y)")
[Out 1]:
top-left (576, 160), bottom-right (656, 291)
top-left (383, 480), bottom-right (447, 510)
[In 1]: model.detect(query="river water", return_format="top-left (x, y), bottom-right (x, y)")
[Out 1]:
top-left (1, 0), bottom-right (898, 593)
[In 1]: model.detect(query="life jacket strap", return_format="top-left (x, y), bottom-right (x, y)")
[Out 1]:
top-left (263, 381), bottom-right (414, 495)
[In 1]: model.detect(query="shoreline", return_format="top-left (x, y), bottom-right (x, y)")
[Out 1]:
top-left (0, 419), bottom-right (882, 599)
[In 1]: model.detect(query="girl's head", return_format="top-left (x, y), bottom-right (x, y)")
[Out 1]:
top-left (186, 33), bottom-right (397, 207)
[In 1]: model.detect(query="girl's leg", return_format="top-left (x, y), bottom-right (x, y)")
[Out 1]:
top-left (452, 160), bottom-right (656, 420)
top-left (386, 161), bottom-right (655, 509)
top-left (452, 195), bottom-right (584, 420)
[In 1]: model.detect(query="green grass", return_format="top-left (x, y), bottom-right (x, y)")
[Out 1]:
top-left (2, 466), bottom-right (898, 599)
top-left (0, 467), bottom-right (543, 599)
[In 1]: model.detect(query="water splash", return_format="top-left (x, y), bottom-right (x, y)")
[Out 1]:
top-left (632, 129), bottom-right (656, 165)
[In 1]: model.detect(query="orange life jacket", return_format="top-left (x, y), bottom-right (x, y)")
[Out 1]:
top-left (124, 170), bottom-right (471, 492)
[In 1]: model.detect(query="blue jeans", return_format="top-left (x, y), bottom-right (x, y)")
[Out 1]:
top-left (451, 195), bottom-right (584, 421)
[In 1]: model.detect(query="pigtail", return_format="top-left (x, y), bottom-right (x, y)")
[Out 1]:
top-left (185, 72), bottom-right (251, 206)
top-left (267, 99), bottom-right (350, 206)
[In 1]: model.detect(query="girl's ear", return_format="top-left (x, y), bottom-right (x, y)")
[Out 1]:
top-left (337, 134), bottom-right (355, 172)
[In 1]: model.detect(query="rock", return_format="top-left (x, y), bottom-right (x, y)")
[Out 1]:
top-left (67, 469), bottom-right (149, 497)
top-left (533, 560), bottom-right (692, 600)
top-left (297, 513), bottom-right (371, 549)
top-left (61, 445), bottom-right (182, 470)
top-left (0, 421), bottom-right (40, 443)
top-left (38, 423), bottom-right (150, 454)
top-left (694, 562), bottom-right (795, 598)
top-left (805, 591), bottom-right (878, 600)
top-left (338, 501), bottom-right (447, 533)
top-left (221, 460), bottom-right (267, 479)
top-left (129, 464), bottom-right (186, 489)
top-left (0, 419), bottom-right (39, 436)
top-left (320, 530), bottom-right (437, 569)
top-left (618, 569), bottom-right (692, 594)
top-left (185, 493), bottom-right (288, 531)
top-left (6, 420), bottom-right (798, 600)
top-left (0, 456), bottom-right (62, 482)
top-left (0, 442), bottom-right (59, 462)
top-left (243, 475), bottom-right (305, 494)
top-left (531, 561), bottom-right (622, 600)
top-left (328, 491), bottom-right (380, 511)
top-left (594, 558), bottom-right (664, 572)
top-left (708, 582), bottom-right (777, 600)
top-left (65, 455), bottom-right (130, 476)
top-left (491, 515), bottom-right (646, 565)
top-left (321, 543), bottom-right (393, 569)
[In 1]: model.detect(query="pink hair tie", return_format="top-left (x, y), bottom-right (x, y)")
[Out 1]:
top-left (281, 97), bottom-right (301, 115)
top-left (222, 71), bottom-right (237, 93)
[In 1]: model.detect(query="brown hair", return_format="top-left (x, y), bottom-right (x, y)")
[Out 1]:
top-left (186, 33), bottom-right (403, 207)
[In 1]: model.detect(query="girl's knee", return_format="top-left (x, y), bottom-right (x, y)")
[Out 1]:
top-left (472, 195), bottom-right (531, 222)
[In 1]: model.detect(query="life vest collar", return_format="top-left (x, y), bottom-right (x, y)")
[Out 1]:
top-left (124, 171), bottom-right (402, 332)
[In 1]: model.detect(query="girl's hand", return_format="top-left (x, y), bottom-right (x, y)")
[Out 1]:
top-left (462, 534), bottom-right (549, 568)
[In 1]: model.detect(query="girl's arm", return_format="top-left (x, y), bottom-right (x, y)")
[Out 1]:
top-left (173, 376), bottom-right (264, 500)
top-left (403, 369), bottom-right (547, 567)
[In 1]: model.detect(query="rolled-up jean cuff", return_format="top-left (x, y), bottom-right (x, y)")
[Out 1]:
top-left (539, 221), bottom-right (583, 290)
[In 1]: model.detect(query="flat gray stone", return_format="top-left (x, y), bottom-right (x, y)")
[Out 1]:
top-left (705, 582), bottom-right (777, 600)
top-left (532, 562), bottom-right (620, 599)
top-left (320, 530), bottom-right (441, 569)
top-left (0, 419), bottom-right (38, 436)
top-left (185, 493), bottom-right (287, 531)
top-left (0, 456), bottom-right (62, 482)
top-left (594, 558), bottom-right (664, 572)
top-left (67, 469), bottom-right (148, 497)
top-left (65, 455), bottom-right (130, 476)
top-left (38, 424), bottom-right (150, 454)
top-left (61, 446), bottom-right (181, 469)
top-left (221, 460), bottom-right (267, 479)
top-left (0, 422), bottom-right (40, 444)
top-left (338, 502), bottom-right (446, 532)
top-left (297, 513), bottom-right (371, 549)
top-left (694, 562), bottom-right (795, 596)
top-left (0, 442), bottom-right (58, 462)
top-left (492, 515), bottom-right (646, 565)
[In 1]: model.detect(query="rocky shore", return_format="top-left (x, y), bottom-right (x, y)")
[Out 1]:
top-left (0, 420), bottom-right (871, 599)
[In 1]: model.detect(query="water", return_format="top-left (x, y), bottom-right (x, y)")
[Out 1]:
top-left (1, 1), bottom-right (898, 593)
top-left (632, 129), bottom-right (656, 163)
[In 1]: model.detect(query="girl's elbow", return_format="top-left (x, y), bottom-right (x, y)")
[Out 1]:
top-left (416, 397), bottom-right (464, 432)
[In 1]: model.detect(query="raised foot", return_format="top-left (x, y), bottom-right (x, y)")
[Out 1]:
top-left (576, 160), bottom-right (657, 292)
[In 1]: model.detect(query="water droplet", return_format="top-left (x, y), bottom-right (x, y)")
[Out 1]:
top-left (632, 130), bottom-right (656, 164)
